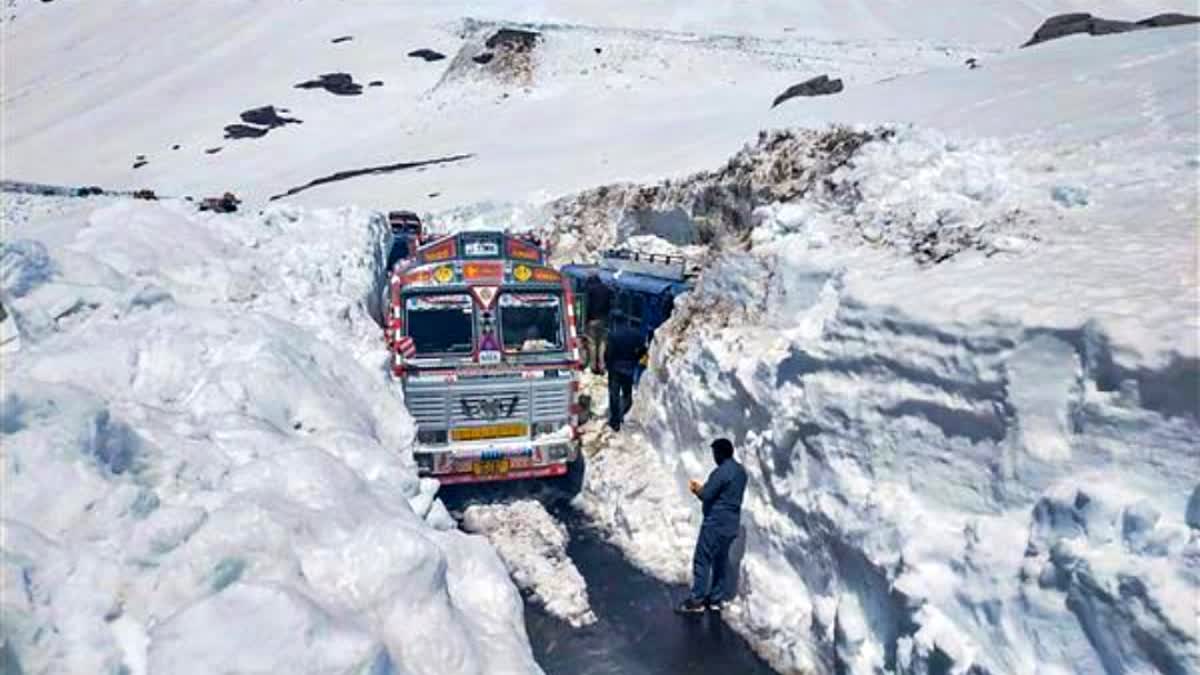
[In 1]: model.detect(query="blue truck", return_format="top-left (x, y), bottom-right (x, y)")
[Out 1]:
top-left (561, 249), bottom-right (697, 373)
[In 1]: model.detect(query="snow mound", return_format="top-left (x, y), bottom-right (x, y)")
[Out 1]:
top-left (581, 238), bottom-right (1199, 674)
top-left (1, 196), bottom-right (541, 675)
top-left (567, 22), bottom-right (1197, 675)
top-left (462, 500), bottom-right (597, 628)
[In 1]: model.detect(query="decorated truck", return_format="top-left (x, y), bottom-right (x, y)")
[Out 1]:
top-left (384, 230), bottom-right (583, 485)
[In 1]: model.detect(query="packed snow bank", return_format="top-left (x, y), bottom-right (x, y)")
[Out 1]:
top-left (572, 23), bottom-right (1197, 675)
top-left (588, 245), bottom-right (1199, 674)
top-left (1, 196), bottom-right (541, 675)
top-left (462, 500), bottom-right (597, 628)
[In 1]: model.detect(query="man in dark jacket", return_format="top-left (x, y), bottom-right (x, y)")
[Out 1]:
top-left (604, 311), bottom-right (645, 431)
top-left (677, 438), bottom-right (747, 613)
top-left (584, 274), bottom-right (612, 374)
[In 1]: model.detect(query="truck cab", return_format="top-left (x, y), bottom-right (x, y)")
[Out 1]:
top-left (385, 231), bottom-right (582, 485)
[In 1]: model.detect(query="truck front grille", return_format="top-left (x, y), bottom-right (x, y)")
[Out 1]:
top-left (451, 390), bottom-right (530, 424)
top-left (405, 376), bottom-right (574, 433)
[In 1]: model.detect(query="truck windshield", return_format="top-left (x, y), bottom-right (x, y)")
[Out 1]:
top-left (499, 292), bottom-right (564, 353)
top-left (406, 294), bottom-right (474, 355)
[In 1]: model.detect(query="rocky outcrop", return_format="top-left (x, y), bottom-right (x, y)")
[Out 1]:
top-left (771, 75), bottom-right (844, 108)
top-left (1023, 12), bottom-right (1199, 47)
top-left (294, 72), bottom-right (364, 96)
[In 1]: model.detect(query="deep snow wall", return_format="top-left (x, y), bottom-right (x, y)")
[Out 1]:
top-left (588, 246), bottom-right (1199, 674)
top-left (567, 28), bottom-right (1198, 673)
top-left (0, 196), bottom-right (542, 675)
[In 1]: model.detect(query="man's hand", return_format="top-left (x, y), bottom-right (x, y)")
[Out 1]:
top-left (688, 479), bottom-right (702, 496)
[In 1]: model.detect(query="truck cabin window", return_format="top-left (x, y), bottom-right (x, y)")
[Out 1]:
top-left (405, 294), bottom-right (474, 355)
top-left (499, 293), bottom-right (564, 353)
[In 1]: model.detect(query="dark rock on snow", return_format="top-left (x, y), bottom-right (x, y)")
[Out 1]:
top-left (1023, 11), bottom-right (1199, 47)
top-left (472, 52), bottom-right (495, 65)
top-left (408, 48), bottom-right (446, 62)
top-left (205, 147), bottom-right (222, 155)
top-left (485, 28), bottom-right (540, 51)
top-left (294, 72), bottom-right (363, 96)
top-left (224, 124), bottom-right (268, 139)
top-left (331, 35), bottom-right (353, 44)
top-left (771, 75), bottom-right (844, 108)
top-left (240, 105), bottom-right (300, 129)
top-left (199, 192), bottom-right (241, 213)
top-left (1137, 13), bottom-right (1200, 28)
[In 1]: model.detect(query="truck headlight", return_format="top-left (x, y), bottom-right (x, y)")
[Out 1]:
top-left (532, 421), bottom-right (566, 438)
top-left (417, 429), bottom-right (448, 445)
top-left (414, 452), bottom-right (434, 474)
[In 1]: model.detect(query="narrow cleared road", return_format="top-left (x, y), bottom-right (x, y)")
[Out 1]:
top-left (442, 484), bottom-right (775, 675)
top-left (525, 504), bottom-right (775, 675)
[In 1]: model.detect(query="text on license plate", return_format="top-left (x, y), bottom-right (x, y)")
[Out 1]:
top-left (451, 423), bottom-right (527, 442)
top-left (472, 459), bottom-right (511, 476)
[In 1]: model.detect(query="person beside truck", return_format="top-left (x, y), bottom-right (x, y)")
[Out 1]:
top-left (604, 312), bottom-right (646, 432)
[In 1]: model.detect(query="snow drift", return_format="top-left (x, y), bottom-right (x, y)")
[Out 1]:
top-left (0, 197), bottom-right (542, 675)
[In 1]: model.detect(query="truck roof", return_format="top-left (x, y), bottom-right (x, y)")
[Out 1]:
top-left (414, 231), bottom-right (545, 265)
top-left (398, 231), bottom-right (562, 290)
top-left (561, 263), bottom-right (691, 297)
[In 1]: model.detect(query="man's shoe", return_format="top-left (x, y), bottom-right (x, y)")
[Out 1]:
top-left (706, 598), bottom-right (728, 612)
top-left (674, 598), bottom-right (706, 614)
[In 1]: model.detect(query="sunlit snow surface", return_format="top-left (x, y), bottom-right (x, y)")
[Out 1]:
top-left (3, 1), bottom-right (1199, 674)
top-left (1, 197), bottom-right (539, 675)
top-left (573, 28), bottom-right (1199, 675)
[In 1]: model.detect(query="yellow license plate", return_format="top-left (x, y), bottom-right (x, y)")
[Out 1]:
top-left (451, 423), bottom-right (527, 442)
top-left (472, 459), bottom-right (511, 476)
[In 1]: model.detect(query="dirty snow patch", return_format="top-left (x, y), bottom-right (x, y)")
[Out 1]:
top-left (462, 500), bottom-right (597, 628)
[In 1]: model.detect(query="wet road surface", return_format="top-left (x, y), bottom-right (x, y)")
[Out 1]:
top-left (441, 483), bottom-right (776, 675)
top-left (525, 504), bottom-right (776, 675)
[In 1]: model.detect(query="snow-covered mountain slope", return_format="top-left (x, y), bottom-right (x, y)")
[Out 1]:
top-left (3, 0), bottom-right (1193, 210)
top-left (1, 196), bottom-right (542, 675)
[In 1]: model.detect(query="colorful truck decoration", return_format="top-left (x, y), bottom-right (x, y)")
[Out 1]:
top-left (384, 227), bottom-right (582, 485)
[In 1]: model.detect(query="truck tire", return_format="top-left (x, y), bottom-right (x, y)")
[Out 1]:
top-left (549, 453), bottom-right (585, 500)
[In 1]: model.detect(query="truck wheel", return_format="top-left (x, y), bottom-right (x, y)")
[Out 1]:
top-left (549, 453), bottom-right (585, 501)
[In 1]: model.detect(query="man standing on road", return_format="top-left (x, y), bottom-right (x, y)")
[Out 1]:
top-left (604, 311), bottom-right (644, 432)
top-left (677, 438), bottom-right (747, 614)
top-left (584, 273), bottom-right (612, 374)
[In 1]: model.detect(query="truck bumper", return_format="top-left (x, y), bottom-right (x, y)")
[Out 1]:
top-left (435, 462), bottom-right (568, 485)
top-left (414, 437), bottom-right (578, 485)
